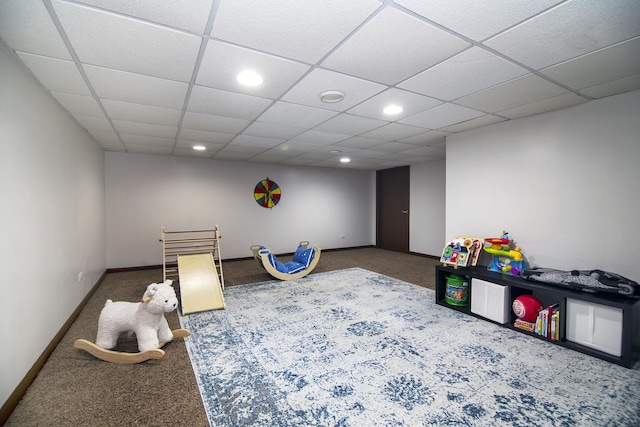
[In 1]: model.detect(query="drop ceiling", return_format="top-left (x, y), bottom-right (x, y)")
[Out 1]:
top-left (1, 0), bottom-right (639, 170)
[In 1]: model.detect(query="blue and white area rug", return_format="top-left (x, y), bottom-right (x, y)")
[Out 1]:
top-left (179, 268), bottom-right (640, 426)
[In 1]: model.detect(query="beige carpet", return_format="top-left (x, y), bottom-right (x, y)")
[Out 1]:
top-left (5, 248), bottom-right (438, 426)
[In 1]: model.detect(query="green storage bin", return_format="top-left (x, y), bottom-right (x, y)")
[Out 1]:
top-left (445, 274), bottom-right (469, 306)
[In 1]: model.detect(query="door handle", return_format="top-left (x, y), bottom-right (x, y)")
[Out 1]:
top-left (402, 210), bottom-right (408, 214)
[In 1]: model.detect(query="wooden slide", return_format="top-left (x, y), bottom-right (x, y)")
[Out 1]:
top-left (160, 226), bottom-right (226, 315)
top-left (178, 253), bottom-right (225, 314)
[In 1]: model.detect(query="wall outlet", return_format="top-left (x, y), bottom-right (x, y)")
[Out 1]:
top-left (340, 234), bottom-right (346, 239)
top-left (78, 272), bottom-right (83, 282)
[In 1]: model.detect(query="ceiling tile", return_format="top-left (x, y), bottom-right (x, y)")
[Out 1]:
top-left (87, 129), bottom-right (125, 151)
top-left (215, 144), bottom-right (265, 155)
top-left (322, 7), bottom-right (469, 84)
top-left (174, 139), bottom-right (225, 151)
top-left (228, 135), bottom-right (283, 149)
top-left (123, 143), bottom-right (173, 155)
top-left (196, 40), bottom-right (310, 99)
top-left (399, 130), bottom-right (449, 146)
top-left (16, 52), bottom-right (90, 95)
top-left (279, 157), bottom-right (319, 167)
top-left (276, 141), bottom-right (331, 153)
top-left (120, 133), bottom-right (174, 147)
top-left (171, 147), bottom-right (216, 158)
top-left (257, 102), bottom-right (338, 129)
top-left (395, 0), bottom-right (563, 41)
top-left (0, 0), bottom-right (72, 59)
top-left (212, 151), bottom-right (255, 161)
top-left (429, 141), bottom-right (447, 150)
top-left (72, 0), bottom-right (214, 33)
top-left (313, 113), bottom-right (388, 135)
top-left (210, 0), bottom-right (381, 64)
top-left (182, 112), bottom-right (249, 134)
top-left (399, 145), bottom-right (446, 158)
top-left (399, 103), bottom-right (485, 129)
top-left (496, 92), bottom-right (590, 119)
top-left (249, 149), bottom-right (304, 163)
top-left (439, 115), bottom-right (506, 133)
top-left (241, 122), bottom-right (305, 140)
top-left (541, 37), bottom-right (640, 90)
top-left (2, 0), bottom-right (636, 170)
top-left (73, 114), bottom-right (111, 132)
top-left (359, 123), bottom-right (430, 141)
top-left (187, 85), bottom-right (273, 120)
top-left (178, 129), bottom-right (235, 145)
top-left (333, 137), bottom-right (386, 149)
top-left (398, 47), bottom-right (529, 100)
top-left (85, 65), bottom-right (188, 109)
top-left (52, 0), bottom-right (201, 81)
top-left (580, 74), bottom-right (640, 99)
top-left (288, 130), bottom-right (351, 146)
top-left (371, 141), bottom-right (420, 152)
top-left (454, 74), bottom-right (568, 112)
top-left (347, 88), bottom-right (442, 121)
top-left (281, 68), bottom-right (387, 111)
top-left (52, 92), bottom-right (103, 116)
top-left (485, 0), bottom-right (640, 69)
top-left (101, 99), bottom-right (181, 126)
top-left (112, 120), bottom-right (177, 138)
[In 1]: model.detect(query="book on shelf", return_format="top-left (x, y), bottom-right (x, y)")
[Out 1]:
top-left (514, 318), bottom-right (536, 332)
top-left (534, 303), bottom-right (560, 339)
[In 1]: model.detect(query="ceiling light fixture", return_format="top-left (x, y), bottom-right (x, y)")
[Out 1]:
top-left (193, 145), bottom-right (206, 151)
top-left (320, 90), bottom-right (345, 103)
top-left (237, 70), bottom-right (263, 86)
top-left (340, 157), bottom-right (351, 163)
top-left (329, 149), bottom-right (342, 154)
top-left (383, 104), bottom-right (403, 115)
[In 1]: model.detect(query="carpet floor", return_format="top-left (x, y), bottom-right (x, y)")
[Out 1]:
top-left (5, 248), bottom-right (436, 426)
top-left (180, 268), bottom-right (640, 426)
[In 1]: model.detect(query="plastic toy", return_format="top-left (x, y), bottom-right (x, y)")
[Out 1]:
top-left (440, 236), bottom-right (484, 268)
top-left (483, 231), bottom-right (525, 276)
top-left (250, 241), bottom-right (322, 280)
top-left (74, 280), bottom-right (189, 364)
top-left (512, 294), bottom-right (543, 323)
top-left (445, 274), bottom-right (469, 306)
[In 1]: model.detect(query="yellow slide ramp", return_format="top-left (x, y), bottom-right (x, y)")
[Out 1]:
top-left (178, 253), bottom-right (225, 314)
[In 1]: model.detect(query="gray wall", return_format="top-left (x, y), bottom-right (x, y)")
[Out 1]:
top-left (105, 152), bottom-right (377, 266)
top-left (446, 89), bottom-right (640, 280)
top-left (0, 44), bottom-right (106, 406)
top-left (410, 159), bottom-right (446, 256)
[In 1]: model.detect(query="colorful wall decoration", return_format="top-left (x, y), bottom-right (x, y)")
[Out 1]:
top-left (254, 177), bottom-right (281, 208)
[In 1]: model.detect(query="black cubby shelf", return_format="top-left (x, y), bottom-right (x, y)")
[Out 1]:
top-left (435, 264), bottom-right (640, 368)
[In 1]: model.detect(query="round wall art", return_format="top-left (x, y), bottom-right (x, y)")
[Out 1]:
top-left (254, 177), bottom-right (281, 208)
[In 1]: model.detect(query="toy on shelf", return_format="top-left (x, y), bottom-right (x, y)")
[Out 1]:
top-left (512, 294), bottom-right (543, 332)
top-left (512, 294), bottom-right (543, 323)
top-left (483, 231), bottom-right (525, 276)
top-left (440, 236), bottom-right (484, 268)
top-left (445, 273), bottom-right (469, 306)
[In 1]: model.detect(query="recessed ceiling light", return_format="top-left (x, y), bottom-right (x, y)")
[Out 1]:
top-left (193, 145), bottom-right (206, 151)
top-left (383, 104), bottom-right (403, 115)
top-left (329, 149), bottom-right (342, 154)
top-left (237, 70), bottom-right (263, 86)
top-left (320, 90), bottom-right (345, 103)
top-left (340, 157), bottom-right (351, 163)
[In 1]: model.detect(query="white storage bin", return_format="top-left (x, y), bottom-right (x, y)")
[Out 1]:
top-left (471, 278), bottom-right (509, 324)
top-left (566, 298), bottom-right (623, 357)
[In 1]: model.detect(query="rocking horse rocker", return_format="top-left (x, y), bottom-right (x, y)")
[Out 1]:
top-left (74, 280), bottom-right (189, 364)
top-left (250, 241), bottom-right (322, 281)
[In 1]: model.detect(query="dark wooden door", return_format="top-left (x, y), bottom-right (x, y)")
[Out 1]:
top-left (376, 166), bottom-right (409, 252)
